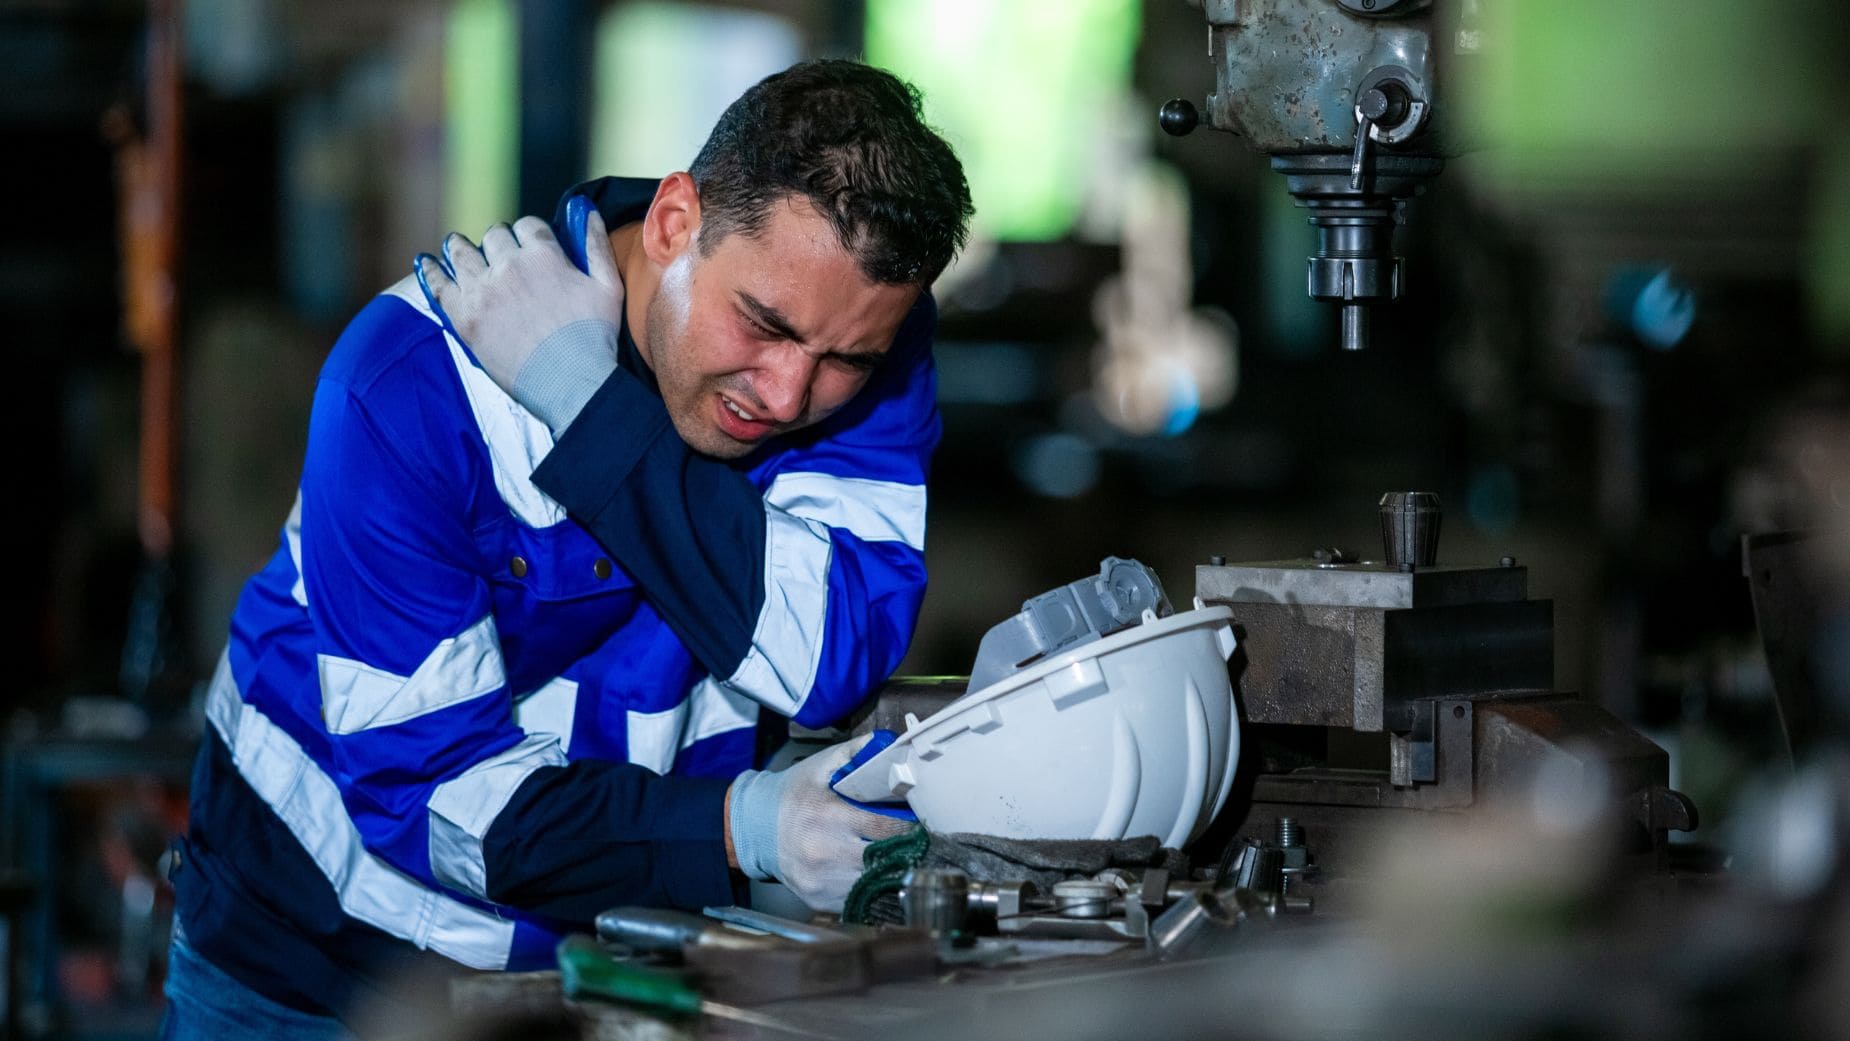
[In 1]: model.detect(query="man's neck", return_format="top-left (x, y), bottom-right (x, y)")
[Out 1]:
top-left (610, 222), bottom-right (654, 370)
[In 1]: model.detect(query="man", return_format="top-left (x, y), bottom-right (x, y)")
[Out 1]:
top-left (163, 59), bottom-right (972, 1038)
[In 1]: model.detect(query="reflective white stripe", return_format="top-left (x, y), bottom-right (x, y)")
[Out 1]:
top-left (680, 677), bottom-right (759, 749)
top-left (765, 472), bottom-right (927, 551)
top-left (723, 509), bottom-right (832, 717)
top-left (514, 676), bottom-right (578, 750)
top-left (384, 278), bottom-right (564, 529)
top-left (284, 493), bottom-right (308, 606)
top-left (428, 734), bottom-right (567, 898)
top-left (318, 615), bottom-right (505, 735)
top-left (626, 701), bottom-right (689, 776)
top-left (205, 653), bottom-right (515, 969)
top-left (627, 680), bottom-right (758, 775)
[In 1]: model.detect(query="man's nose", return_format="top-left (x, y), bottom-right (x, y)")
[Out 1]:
top-left (757, 348), bottom-right (816, 424)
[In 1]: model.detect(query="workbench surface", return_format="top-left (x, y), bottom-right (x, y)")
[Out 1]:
top-left (449, 942), bottom-right (1185, 1041)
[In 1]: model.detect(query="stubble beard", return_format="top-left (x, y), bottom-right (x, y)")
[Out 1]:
top-left (646, 250), bottom-right (750, 460)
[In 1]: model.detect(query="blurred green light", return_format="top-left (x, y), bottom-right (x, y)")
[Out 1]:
top-left (588, 3), bottom-right (801, 180)
top-left (1814, 138), bottom-right (1850, 348)
top-left (866, 0), bottom-right (1140, 242)
top-left (1461, 0), bottom-right (1828, 175)
top-left (445, 0), bottom-right (518, 238)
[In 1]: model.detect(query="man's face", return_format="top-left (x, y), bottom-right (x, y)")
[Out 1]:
top-left (641, 196), bottom-right (921, 460)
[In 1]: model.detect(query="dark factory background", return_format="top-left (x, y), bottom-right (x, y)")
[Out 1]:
top-left (3, 0), bottom-right (1848, 1037)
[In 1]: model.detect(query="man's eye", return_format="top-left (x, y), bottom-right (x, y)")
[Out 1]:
top-left (834, 354), bottom-right (881, 373)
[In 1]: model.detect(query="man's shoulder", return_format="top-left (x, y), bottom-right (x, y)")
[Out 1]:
top-left (319, 276), bottom-right (457, 398)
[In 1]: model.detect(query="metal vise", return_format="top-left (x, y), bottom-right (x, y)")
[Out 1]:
top-left (1198, 493), bottom-right (1696, 876)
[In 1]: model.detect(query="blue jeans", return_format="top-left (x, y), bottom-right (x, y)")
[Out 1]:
top-left (160, 923), bottom-right (356, 1041)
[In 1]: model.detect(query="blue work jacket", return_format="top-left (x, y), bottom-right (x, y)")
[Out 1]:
top-left (174, 178), bottom-right (940, 1017)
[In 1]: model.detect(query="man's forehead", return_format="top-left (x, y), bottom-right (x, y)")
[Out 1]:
top-left (703, 193), bottom-right (851, 263)
top-left (697, 193), bottom-right (914, 299)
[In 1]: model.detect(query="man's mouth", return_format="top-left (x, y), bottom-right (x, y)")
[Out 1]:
top-left (715, 393), bottom-right (776, 441)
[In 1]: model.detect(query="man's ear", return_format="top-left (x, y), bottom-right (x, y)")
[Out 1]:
top-left (641, 172), bottom-right (702, 267)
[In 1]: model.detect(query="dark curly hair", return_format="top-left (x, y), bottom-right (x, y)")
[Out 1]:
top-left (688, 59), bottom-right (974, 286)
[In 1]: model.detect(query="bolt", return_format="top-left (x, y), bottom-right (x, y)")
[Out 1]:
top-left (1209, 555), bottom-right (1227, 566)
top-left (1276, 817), bottom-right (1302, 848)
top-left (1358, 88), bottom-right (1390, 122)
top-left (1500, 555), bottom-right (1516, 568)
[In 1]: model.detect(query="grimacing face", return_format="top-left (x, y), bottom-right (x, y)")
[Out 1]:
top-left (641, 195), bottom-right (921, 460)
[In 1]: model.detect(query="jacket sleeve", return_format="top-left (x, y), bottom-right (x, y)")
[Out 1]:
top-left (530, 295), bottom-right (941, 729)
top-left (298, 349), bottom-right (734, 923)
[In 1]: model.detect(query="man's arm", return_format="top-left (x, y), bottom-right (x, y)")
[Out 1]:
top-left (527, 297), bottom-right (941, 728)
top-left (298, 328), bottom-right (734, 922)
top-left (416, 212), bottom-right (940, 726)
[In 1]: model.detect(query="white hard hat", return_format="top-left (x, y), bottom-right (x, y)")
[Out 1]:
top-left (834, 603), bottom-right (1240, 849)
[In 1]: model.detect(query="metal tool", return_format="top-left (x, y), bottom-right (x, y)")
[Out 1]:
top-left (701, 904), bottom-right (860, 945)
top-left (595, 906), bottom-right (771, 953)
top-left (557, 935), bottom-right (837, 1036)
top-left (967, 872), bottom-right (1219, 944)
top-left (596, 906), bottom-right (882, 1008)
top-left (1051, 880), bottom-right (1117, 919)
top-left (1147, 889), bottom-right (1241, 961)
top-left (967, 878), bottom-right (1039, 926)
top-left (617, 906), bottom-right (939, 1006)
top-left (1233, 840), bottom-right (1283, 897)
top-left (1380, 491), bottom-right (1442, 569)
top-left (558, 933), bottom-right (702, 1015)
top-left (900, 867), bottom-right (971, 940)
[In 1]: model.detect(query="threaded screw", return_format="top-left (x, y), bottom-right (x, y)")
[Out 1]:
top-left (1276, 817), bottom-right (1302, 849)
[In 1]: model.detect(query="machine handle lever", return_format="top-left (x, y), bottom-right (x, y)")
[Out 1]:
top-left (1349, 81), bottom-right (1413, 191)
top-left (1349, 113), bottom-right (1375, 190)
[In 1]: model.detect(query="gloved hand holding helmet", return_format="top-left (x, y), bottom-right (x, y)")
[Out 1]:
top-left (415, 197), bottom-right (623, 435)
top-left (727, 734), bottom-right (913, 912)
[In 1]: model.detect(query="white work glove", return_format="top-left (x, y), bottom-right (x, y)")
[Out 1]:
top-left (728, 736), bottom-right (914, 913)
top-left (415, 210), bottom-right (623, 435)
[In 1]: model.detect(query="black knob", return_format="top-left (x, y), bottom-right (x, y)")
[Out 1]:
top-left (1159, 98), bottom-right (1199, 137)
top-left (1357, 81), bottom-right (1412, 130)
